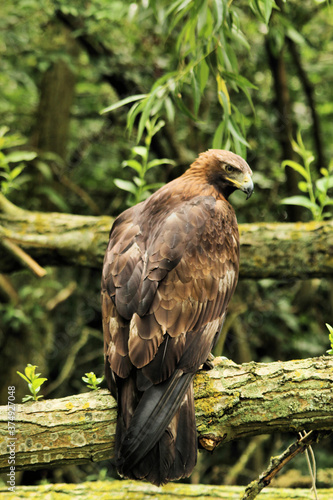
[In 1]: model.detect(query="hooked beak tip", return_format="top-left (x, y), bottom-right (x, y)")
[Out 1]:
top-left (242, 178), bottom-right (254, 200)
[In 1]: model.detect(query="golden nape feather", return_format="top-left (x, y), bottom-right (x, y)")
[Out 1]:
top-left (101, 149), bottom-right (253, 485)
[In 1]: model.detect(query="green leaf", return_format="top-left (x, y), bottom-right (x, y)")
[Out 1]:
top-left (227, 119), bottom-right (250, 147)
top-left (212, 121), bottom-right (225, 149)
top-left (114, 179), bottom-right (137, 195)
top-left (151, 119), bottom-right (166, 137)
top-left (100, 94), bottom-right (148, 114)
top-left (132, 146), bottom-right (147, 158)
top-left (281, 160), bottom-right (309, 180)
top-left (326, 323), bottom-right (333, 335)
top-left (280, 196), bottom-right (318, 210)
top-left (316, 175), bottom-right (333, 192)
top-left (198, 58), bottom-right (210, 94)
top-left (164, 97), bottom-right (175, 123)
top-left (122, 159), bottom-right (143, 174)
top-left (174, 95), bottom-right (199, 121)
top-left (298, 181), bottom-right (308, 193)
top-left (25, 364), bottom-right (37, 380)
top-left (17, 371), bottom-right (30, 384)
top-left (37, 187), bottom-right (70, 212)
top-left (326, 324), bottom-right (333, 355)
top-left (213, 0), bottom-right (224, 30)
top-left (6, 151), bottom-right (37, 163)
top-left (144, 182), bottom-right (165, 191)
top-left (137, 93), bottom-right (156, 143)
top-left (35, 161), bottom-right (53, 181)
top-left (286, 26), bottom-right (306, 46)
top-left (322, 199), bottom-right (333, 207)
top-left (147, 158), bottom-right (175, 170)
top-left (22, 395), bottom-right (34, 403)
top-left (31, 378), bottom-right (47, 389)
top-left (126, 101), bottom-right (145, 134)
top-left (133, 176), bottom-right (145, 187)
top-left (191, 71), bottom-right (201, 116)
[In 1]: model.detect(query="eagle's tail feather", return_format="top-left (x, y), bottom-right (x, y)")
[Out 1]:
top-left (115, 370), bottom-right (197, 485)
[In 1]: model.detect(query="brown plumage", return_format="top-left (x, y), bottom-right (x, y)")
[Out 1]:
top-left (101, 149), bottom-right (253, 485)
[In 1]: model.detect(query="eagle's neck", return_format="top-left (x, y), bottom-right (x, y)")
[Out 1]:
top-left (181, 163), bottom-right (230, 201)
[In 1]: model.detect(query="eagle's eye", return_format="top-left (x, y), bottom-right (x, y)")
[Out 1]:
top-left (225, 164), bottom-right (235, 173)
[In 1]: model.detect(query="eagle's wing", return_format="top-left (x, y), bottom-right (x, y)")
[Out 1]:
top-left (101, 194), bottom-right (239, 484)
top-left (102, 194), bottom-right (239, 386)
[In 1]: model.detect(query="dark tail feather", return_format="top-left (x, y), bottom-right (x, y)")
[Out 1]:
top-left (115, 370), bottom-right (197, 485)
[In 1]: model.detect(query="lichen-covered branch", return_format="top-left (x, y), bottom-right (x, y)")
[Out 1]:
top-left (2, 479), bottom-right (333, 500)
top-left (1, 194), bottom-right (332, 278)
top-left (0, 356), bottom-right (332, 473)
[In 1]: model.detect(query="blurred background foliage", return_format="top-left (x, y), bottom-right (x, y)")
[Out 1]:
top-left (0, 0), bottom-right (332, 490)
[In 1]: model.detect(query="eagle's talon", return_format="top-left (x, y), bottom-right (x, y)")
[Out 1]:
top-left (201, 353), bottom-right (215, 370)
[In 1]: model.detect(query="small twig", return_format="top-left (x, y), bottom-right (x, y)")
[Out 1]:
top-left (46, 281), bottom-right (77, 310)
top-left (44, 327), bottom-right (91, 396)
top-left (1, 237), bottom-right (47, 277)
top-left (59, 174), bottom-right (101, 215)
top-left (241, 431), bottom-right (332, 500)
top-left (299, 431), bottom-right (318, 500)
top-left (0, 273), bottom-right (19, 304)
top-left (224, 435), bottom-right (270, 485)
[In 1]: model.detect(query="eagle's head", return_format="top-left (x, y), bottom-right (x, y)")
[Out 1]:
top-left (198, 149), bottom-right (254, 200)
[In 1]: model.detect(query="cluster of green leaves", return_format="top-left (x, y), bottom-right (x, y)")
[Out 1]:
top-left (101, 0), bottom-right (277, 156)
top-left (82, 372), bottom-right (104, 390)
top-left (0, 126), bottom-right (71, 211)
top-left (281, 132), bottom-right (333, 221)
top-left (114, 118), bottom-right (175, 205)
top-left (17, 364), bottom-right (47, 403)
top-left (0, 127), bottom-right (36, 195)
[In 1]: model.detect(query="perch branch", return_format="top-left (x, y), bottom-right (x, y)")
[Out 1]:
top-left (0, 356), bottom-right (332, 472)
top-left (1, 195), bottom-right (332, 278)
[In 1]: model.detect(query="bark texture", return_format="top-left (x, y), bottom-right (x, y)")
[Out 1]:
top-left (1, 195), bottom-right (333, 279)
top-left (1, 356), bottom-right (332, 473)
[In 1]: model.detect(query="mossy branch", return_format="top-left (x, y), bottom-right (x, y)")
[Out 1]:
top-left (1, 196), bottom-right (333, 278)
top-left (2, 479), bottom-right (333, 500)
top-left (0, 356), bottom-right (332, 473)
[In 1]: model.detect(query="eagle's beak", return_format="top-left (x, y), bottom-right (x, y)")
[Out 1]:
top-left (225, 175), bottom-right (254, 199)
top-left (240, 176), bottom-right (254, 200)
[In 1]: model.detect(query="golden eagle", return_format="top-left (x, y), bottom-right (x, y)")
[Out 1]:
top-left (101, 149), bottom-right (253, 485)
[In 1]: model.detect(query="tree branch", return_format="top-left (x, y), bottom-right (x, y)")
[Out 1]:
top-left (3, 479), bottom-right (333, 500)
top-left (241, 430), bottom-right (332, 500)
top-left (1, 356), bottom-right (332, 473)
top-left (1, 195), bottom-right (332, 279)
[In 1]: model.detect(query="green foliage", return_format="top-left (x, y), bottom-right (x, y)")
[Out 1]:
top-left (114, 117), bottom-right (175, 205)
top-left (17, 364), bottom-right (47, 402)
top-left (0, 127), bottom-right (36, 195)
top-left (281, 132), bottom-right (333, 221)
top-left (82, 372), bottom-right (104, 390)
top-left (100, 0), bottom-right (277, 155)
top-left (249, 0), bottom-right (277, 25)
top-left (1, 0), bottom-right (333, 486)
top-left (326, 324), bottom-right (333, 356)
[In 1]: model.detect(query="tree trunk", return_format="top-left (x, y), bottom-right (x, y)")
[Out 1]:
top-left (265, 0), bottom-right (301, 221)
top-left (30, 22), bottom-right (77, 161)
top-left (1, 195), bottom-right (333, 279)
top-left (1, 356), bottom-right (332, 473)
